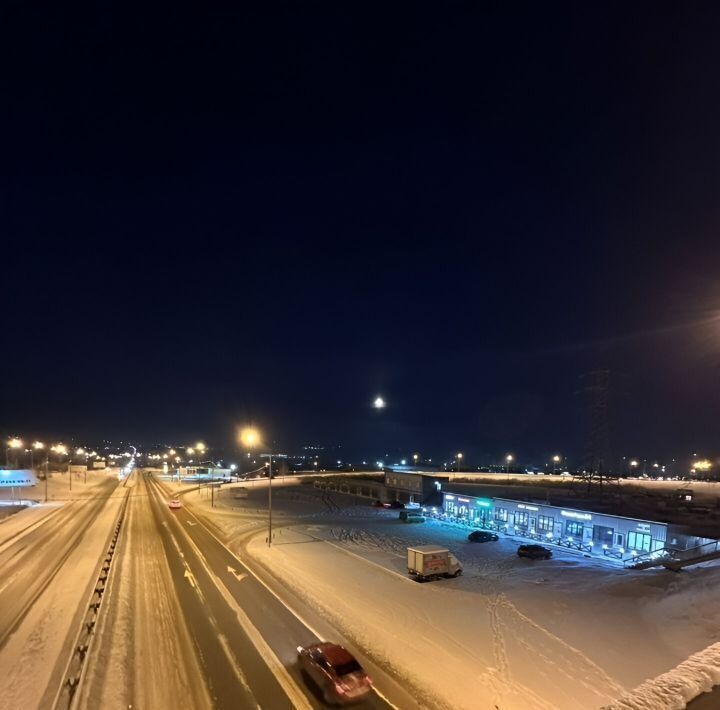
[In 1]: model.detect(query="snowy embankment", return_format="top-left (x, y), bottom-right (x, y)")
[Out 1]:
top-left (604, 643), bottom-right (720, 710)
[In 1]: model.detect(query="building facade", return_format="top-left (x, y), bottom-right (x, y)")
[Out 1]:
top-left (442, 493), bottom-right (703, 558)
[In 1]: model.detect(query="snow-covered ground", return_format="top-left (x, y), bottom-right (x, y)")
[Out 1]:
top-left (0, 470), bottom-right (125, 710)
top-left (184, 480), bottom-right (720, 709)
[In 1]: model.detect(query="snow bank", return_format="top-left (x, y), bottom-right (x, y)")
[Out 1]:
top-left (604, 643), bottom-right (720, 710)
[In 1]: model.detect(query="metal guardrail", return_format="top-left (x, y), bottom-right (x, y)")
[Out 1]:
top-left (52, 489), bottom-right (130, 710)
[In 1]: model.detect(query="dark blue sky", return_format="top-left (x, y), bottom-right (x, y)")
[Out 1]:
top-left (3, 3), bottom-right (720, 466)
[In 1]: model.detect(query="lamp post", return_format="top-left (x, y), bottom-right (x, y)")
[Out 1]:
top-left (552, 454), bottom-right (561, 474)
top-left (33, 442), bottom-right (45, 498)
top-left (260, 452), bottom-right (273, 547)
top-left (506, 454), bottom-right (514, 480)
top-left (457, 452), bottom-right (463, 473)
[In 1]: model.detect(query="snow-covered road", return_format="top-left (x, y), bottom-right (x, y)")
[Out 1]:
top-left (0, 472), bottom-right (125, 710)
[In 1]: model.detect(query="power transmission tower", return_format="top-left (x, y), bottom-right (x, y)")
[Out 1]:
top-left (575, 368), bottom-right (619, 496)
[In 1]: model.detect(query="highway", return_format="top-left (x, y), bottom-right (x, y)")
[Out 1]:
top-left (0, 478), bottom-right (120, 649)
top-left (81, 471), bottom-right (398, 709)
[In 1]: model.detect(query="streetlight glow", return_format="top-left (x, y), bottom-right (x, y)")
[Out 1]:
top-left (373, 396), bottom-right (386, 409)
top-left (240, 428), bottom-right (260, 448)
top-left (9, 438), bottom-right (23, 449)
top-left (33, 441), bottom-right (45, 450)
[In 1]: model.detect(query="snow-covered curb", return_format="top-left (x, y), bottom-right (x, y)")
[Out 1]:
top-left (604, 643), bottom-right (720, 709)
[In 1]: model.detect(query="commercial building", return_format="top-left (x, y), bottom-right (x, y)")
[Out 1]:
top-left (442, 493), bottom-right (708, 560)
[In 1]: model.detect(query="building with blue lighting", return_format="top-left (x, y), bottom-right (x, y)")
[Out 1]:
top-left (442, 493), bottom-right (708, 560)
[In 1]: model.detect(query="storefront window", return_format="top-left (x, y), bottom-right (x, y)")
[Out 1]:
top-left (495, 507), bottom-right (508, 522)
top-left (565, 521), bottom-right (584, 537)
top-left (515, 511), bottom-right (529, 528)
top-left (538, 515), bottom-right (553, 532)
top-left (627, 531), bottom-right (652, 552)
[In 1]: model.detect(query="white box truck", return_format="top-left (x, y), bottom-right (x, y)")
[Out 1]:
top-left (407, 545), bottom-right (462, 582)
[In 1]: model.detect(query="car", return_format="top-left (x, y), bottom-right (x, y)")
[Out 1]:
top-left (168, 499), bottom-right (182, 510)
top-left (468, 530), bottom-right (499, 543)
top-left (517, 544), bottom-right (553, 560)
top-left (371, 499), bottom-right (390, 508)
top-left (387, 500), bottom-right (405, 509)
top-left (297, 642), bottom-right (372, 705)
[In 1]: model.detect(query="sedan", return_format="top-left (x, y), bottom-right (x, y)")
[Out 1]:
top-left (517, 544), bottom-right (553, 560)
top-left (297, 642), bottom-right (372, 705)
top-left (468, 530), bottom-right (499, 543)
top-left (168, 499), bottom-right (182, 510)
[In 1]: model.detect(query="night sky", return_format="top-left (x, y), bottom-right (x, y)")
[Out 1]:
top-left (3, 4), bottom-right (720, 466)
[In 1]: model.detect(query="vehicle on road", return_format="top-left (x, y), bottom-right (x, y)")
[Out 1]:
top-left (407, 545), bottom-right (463, 581)
top-left (297, 642), bottom-right (372, 705)
top-left (517, 544), bottom-right (553, 560)
top-left (387, 500), bottom-right (405, 509)
top-left (371, 500), bottom-right (391, 508)
top-left (467, 530), bottom-right (498, 543)
top-left (168, 499), bottom-right (182, 510)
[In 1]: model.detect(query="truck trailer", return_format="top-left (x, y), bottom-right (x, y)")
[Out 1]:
top-left (407, 545), bottom-right (462, 582)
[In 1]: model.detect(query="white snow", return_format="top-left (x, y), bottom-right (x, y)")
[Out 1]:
top-left (185, 479), bottom-right (720, 709)
top-left (0, 470), bottom-right (126, 710)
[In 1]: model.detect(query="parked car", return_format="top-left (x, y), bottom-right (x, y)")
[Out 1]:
top-left (387, 500), bottom-right (405, 509)
top-left (399, 510), bottom-right (425, 523)
top-left (468, 530), bottom-right (498, 543)
top-left (517, 544), bottom-right (553, 560)
top-left (297, 642), bottom-right (372, 705)
top-left (168, 499), bottom-right (182, 510)
top-left (371, 500), bottom-right (390, 508)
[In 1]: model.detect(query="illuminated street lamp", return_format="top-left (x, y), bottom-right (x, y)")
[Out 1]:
top-left (552, 454), bottom-right (561, 474)
top-left (457, 452), bottom-right (463, 473)
top-left (373, 396), bottom-right (386, 409)
top-left (239, 427), bottom-right (260, 479)
top-left (6, 437), bottom-right (23, 467)
top-left (506, 454), bottom-right (514, 472)
top-left (629, 459), bottom-right (639, 476)
top-left (413, 453), bottom-right (419, 468)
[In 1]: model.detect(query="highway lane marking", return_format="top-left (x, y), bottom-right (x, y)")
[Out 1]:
top-left (183, 568), bottom-right (198, 589)
top-left (145, 478), bottom-right (257, 701)
top-left (168, 515), bottom-right (313, 710)
top-left (186, 520), bottom-right (197, 526)
top-left (152, 476), bottom-right (401, 710)
top-left (181, 505), bottom-right (327, 642)
top-left (227, 566), bottom-right (247, 581)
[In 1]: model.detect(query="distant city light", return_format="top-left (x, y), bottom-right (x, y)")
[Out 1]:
top-left (373, 396), bottom-right (386, 409)
top-left (695, 459), bottom-right (712, 471)
top-left (8, 438), bottom-right (23, 449)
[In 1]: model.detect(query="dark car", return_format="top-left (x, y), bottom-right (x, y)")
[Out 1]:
top-left (297, 642), bottom-right (372, 705)
top-left (468, 530), bottom-right (499, 543)
top-left (517, 544), bottom-right (553, 560)
top-left (387, 500), bottom-right (405, 509)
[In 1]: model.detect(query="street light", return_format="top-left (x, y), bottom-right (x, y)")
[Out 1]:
top-left (7, 437), bottom-right (23, 466)
top-left (506, 454), bottom-right (514, 475)
top-left (413, 453), bottom-right (419, 468)
top-left (373, 396), bottom-right (386, 409)
top-left (457, 452), bottom-right (463, 473)
top-left (629, 459), bottom-right (639, 477)
top-left (552, 454), bottom-right (561, 474)
top-left (238, 428), bottom-right (260, 479)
